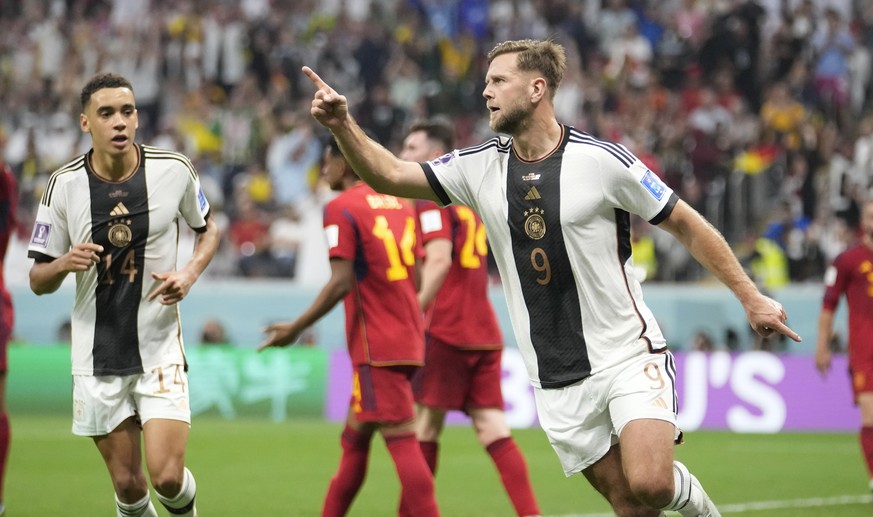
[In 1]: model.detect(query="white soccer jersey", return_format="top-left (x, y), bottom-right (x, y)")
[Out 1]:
top-left (28, 145), bottom-right (211, 376)
top-left (422, 126), bottom-right (676, 389)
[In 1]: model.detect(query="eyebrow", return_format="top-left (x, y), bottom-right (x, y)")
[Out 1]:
top-left (97, 103), bottom-right (136, 112)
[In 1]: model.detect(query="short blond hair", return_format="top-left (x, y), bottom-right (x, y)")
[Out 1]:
top-left (487, 39), bottom-right (566, 97)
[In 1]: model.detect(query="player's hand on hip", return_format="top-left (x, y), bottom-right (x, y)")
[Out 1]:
top-left (259, 322), bottom-right (301, 351)
top-left (147, 271), bottom-right (193, 305)
top-left (302, 66), bottom-right (348, 129)
top-left (746, 295), bottom-right (801, 342)
top-left (64, 243), bottom-right (104, 272)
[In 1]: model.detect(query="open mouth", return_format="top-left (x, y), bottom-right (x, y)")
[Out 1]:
top-left (112, 135), bottom-right (128, 144)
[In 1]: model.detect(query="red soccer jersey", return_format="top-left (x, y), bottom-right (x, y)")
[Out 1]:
top-left (416, 200), bottom-right (502, 348)
top-left (822, 243), bottom-right (873, 368)
top-left (325, 183), bottom-right (424, 366)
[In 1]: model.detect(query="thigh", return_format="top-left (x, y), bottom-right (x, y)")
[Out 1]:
top-left (72, 374), bottom-right (138, 436)
top-left (142, 418), bottom-right (190, 474)
top-left (93, 416), bottom-right (145, 481)
top-left (617, 418), bottom-right (676, 486)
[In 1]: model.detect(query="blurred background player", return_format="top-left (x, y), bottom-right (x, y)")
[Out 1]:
top-left (0, 126), bottom-right (17, 516)
top-left (259, 136), bottom-right (439, 517)
top-left (816, 197), bottom-right (873, 492)
top-left (27, 73), bottom-right (221, 517)
top-left (399, 118), bottom-right (540, 517)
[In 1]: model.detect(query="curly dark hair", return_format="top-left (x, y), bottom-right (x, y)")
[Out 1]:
top-left (80, 73), bottom-right (134, 110)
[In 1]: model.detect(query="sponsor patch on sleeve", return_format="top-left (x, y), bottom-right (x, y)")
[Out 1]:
top-left (824, 266), bottom-right (837, 287)
top-left (640, 169), bottom-right (666, 201)
top-left (419, 210), bottom-right (443, 234)
top-left (30, 222), bottom-right (51, 247)
top-left (429, 152), bottom-right (455, 167)
top-left (324, 224), bottom-right (339, 249)
top-left (197, 187), bottom-right (208, 214)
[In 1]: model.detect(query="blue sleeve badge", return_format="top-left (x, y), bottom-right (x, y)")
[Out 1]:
top-left (640, 169), bottom-right (666, 201)
top-left (197, 187), bottom-right (208, 214)
top-left (31, 222), bottom-right (51, 247)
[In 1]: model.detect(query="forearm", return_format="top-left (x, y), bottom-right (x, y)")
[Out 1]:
top-left (816, 309), bottom-right (835, 352)
top-left (29, 260), bottom-right (68, 295)
top-left (293, 279), bottom-right (349, 331)
top-left (332, 118), bottom-right (437, 200)
top-left (180, 219), bottom-right (221, 280)
top-left (418, 259), bottom-right (451, 309)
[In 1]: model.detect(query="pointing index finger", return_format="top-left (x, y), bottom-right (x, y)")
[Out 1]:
top-left (302, 66), bottom-right (332, 94)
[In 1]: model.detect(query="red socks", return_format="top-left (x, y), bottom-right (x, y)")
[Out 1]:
top-left (419, 440), bottom-right (439, 474)
top-left (0, 412), bottom-right (9, 502)
top-left (860, 426), bottom-right (873, 480)
top-left (385, 433), bottom-right (439, 517)
top-left (322, 425), bottom-right (372, 517)
top-left (487, 437), bottom-right (540, 517)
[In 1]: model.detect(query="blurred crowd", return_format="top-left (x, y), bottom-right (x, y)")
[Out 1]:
top-left (1, 0), bottom-right (872, 288)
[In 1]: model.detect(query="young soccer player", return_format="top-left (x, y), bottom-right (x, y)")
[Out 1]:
top-left (260, 136), bottom-right (439, 517)
top-left (28, 72), bottom-right (220, 516)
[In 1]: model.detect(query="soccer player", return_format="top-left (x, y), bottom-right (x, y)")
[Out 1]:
top-left (816, 198), bottom-right (873, 492)
top-left (259, 136), bottom-right (439, 517)
top-left (0, 129), bottom-right (17, 516)
top-left (27, 73), bottom-right (220, 517)
top-left (302, 39), bottom-right (801, 516)
top-left (399, 119), bottom-right (540, 517)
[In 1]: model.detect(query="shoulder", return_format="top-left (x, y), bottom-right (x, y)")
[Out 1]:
top-left (565, 128), bottom-right (637, 168)
top-left (41, 154), bottom-right (88, 205)
top-left (141, 145), bottom-right (198, 180)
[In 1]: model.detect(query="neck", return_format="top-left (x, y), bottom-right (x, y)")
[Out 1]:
top-left (511, 118), bottom-right (562, 161)
top-left (91, 145), bottom-right (139, 182)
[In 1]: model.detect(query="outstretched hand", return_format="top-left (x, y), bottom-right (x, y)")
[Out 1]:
top-left (302, 66), bottom-right (348, 130)
top-left (744, 294), bottom-right (801, 342)
top-left (258, 322), bottom-right (303, 352)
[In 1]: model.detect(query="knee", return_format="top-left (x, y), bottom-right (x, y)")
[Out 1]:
top-left (112, 470), bottom-right (148, 501)
top-left (627, 476), bottom-right (673, 509)
top-left (150, 468), bottom-right (184, 498)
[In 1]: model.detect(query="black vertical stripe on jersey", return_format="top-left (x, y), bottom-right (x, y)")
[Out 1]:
top-left (89, 163), bottom-right (149, 375)
top-left (507, 132), bottom-right (591, 389)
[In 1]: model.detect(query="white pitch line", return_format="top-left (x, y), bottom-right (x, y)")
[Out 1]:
top-left (547, 493), bottom-right (873, 517)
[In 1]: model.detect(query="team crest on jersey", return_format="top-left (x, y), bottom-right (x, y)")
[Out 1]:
top-left (108, 220), bottom-right (133, 247)
top-left (523, 207), bottom-right (546, 240)
top-left (31, 222), bottom-right (51, 247)
top-left (640, 169), bottom-right (666, 201)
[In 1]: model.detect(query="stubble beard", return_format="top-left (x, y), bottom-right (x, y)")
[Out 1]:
top-left (491, 102), bottom-right (532, 136)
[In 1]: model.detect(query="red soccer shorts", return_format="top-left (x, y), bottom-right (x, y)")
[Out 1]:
top-left (851, 363), bottom-right (873, 402)
top-left (414, 335), bottom-right (504, 412)
top-left (350, 364), bottom-right (417, 424)
top-left (0, 291), bottom-right (12, 373)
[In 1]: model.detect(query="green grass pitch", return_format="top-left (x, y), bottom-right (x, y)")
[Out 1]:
top-left (7, 414), bottom-right (872, 516)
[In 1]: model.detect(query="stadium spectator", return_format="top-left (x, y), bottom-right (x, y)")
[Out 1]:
top-left (259, 136), bottom-right (439, 517)
top-left (399, 118), bottom-right (541, 517)
top-left (816, 198), bottom-right (873, 494)
top-left (26, 72), bottom-right (221, 517)
top-left (302, 37), bottom-right (801, 516)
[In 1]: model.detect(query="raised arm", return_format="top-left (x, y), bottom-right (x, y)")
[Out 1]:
top-left (303, 66), bottom-right (440, 201)
top-left (658, 200), bottom-right (801, 342)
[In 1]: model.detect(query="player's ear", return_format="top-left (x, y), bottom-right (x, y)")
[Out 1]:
top-left (530, 77), bottom-right (547, 103)
top-left (79, 113), bottom-right (90, 133)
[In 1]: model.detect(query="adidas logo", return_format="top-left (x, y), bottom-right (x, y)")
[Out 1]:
top-left (110, 202), bottom-right (130, 217)
top-left (524, 187), bottom-right (542, 201)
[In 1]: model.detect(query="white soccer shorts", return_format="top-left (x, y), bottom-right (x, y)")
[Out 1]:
top-left (534, 351), bottom-right (680, 476)
top-left (72, 363), bottom-right (191, 436)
